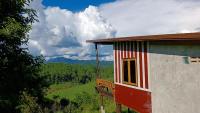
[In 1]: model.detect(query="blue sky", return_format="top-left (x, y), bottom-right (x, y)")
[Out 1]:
top-left (42, 0), bottom-right (115, 12)
top-left (29, 0), bottom-right (200, 60)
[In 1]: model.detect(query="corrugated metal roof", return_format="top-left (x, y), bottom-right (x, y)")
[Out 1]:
top-left (86, 32), bottom-right (200, 44)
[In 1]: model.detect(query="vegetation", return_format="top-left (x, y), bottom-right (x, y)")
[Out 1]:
top-left (0, 0), bottom-right (136, 112)
top-left (41, 63), bottom-right (116, 113)
top-left (40, 63), bottom-right (113, 84)
top-left (41, 63), bottom-right (135, 113)
top-left (0, 0), bottom-right (49, 112)
top-left (45, 81), bottom-right (116, 113)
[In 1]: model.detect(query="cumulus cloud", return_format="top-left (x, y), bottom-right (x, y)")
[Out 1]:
top-left (28, 0), bottom-right (116, 60)
top-left (99, 0), bottom-right (200, 37)
top-left (28, 0), bottom-right (200, 61)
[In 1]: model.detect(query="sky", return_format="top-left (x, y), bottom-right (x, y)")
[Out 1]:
top-left (42, 0), bottom-right (115, 12)
top-left (28, 0), bottom-right (200, 61)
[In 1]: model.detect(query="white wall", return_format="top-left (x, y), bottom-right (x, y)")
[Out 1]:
top-left (149, 43), bottom-right (200, 113)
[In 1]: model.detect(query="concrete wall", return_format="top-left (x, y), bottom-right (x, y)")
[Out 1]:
top-left (149, 42), bottom-right (200, 113)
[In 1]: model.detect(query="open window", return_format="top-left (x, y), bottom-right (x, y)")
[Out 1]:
top-left (122, 59), bottom-right (137, 86)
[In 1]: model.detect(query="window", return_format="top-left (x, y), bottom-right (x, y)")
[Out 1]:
top-left (189, 57), bottom-right (200, 63)
top-left (122, 59), bottom-right (137, 86)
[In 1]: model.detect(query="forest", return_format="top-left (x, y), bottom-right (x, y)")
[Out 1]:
top-left (0, 0), bottom-right (134, 112)
top-left (39, 63), bottom-right (134, 113)
top-left (40, 63), bottom-right (113, 84)
top-left (40, 63), bottom-right (116, 113)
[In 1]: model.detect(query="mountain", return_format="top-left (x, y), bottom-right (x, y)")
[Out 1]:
top-left (46, 57), bottom-right (113, 66)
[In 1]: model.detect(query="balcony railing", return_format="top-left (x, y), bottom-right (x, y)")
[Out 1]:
top-left (95, 78), bottom-right (115, 99)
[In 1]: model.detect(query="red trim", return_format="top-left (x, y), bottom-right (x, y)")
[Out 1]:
top-left (114, 41), bottom-right (149, 88)
top-left (130, 42), bottom-right (132, 58)
top-left (135, 42), bottom-right (138, 87)
top-left (144, 42), bottom-right (149, 89)
top-left (121, 42), bottom-right (123, 59)
top-left (125, 42), bottom-right (127, 58)
top-left (115, 84), bottom-right (152, 113)
top-left (130, 42), bottom-right (133, 58)
top-left (115, 43), bottom-right (118, 82)
top-left (139, 42), bottom-right (143, 88)
top-left (118, 42), bottom-right (121, 83)
top-left (121, 42), bottom-right (123, 83)
top-left (122, 42), bottom-right (124, 58)
top-left (135, 42), bottom-right (137, 59)
top-left (128, 42), bottom-right (130, 58)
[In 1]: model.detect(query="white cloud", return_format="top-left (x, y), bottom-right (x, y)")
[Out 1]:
top-left (99, 0), bottom-right (200, 37)
top-left (28, 0), bottom-right (200, 61)
top-left (28, 0), bottom-right (116, 60)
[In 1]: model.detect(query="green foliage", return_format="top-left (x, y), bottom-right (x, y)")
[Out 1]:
top-left (0, 0), bottom-right (49, 112)
top-left (45, 81), bottom-right (116, 113)
top-left (37, 63), bottom-right (137, 113)
top-left (16, 91), bottom-right (43, 113)
top-left (43, 63), bottom-right (138, 113)
top-left (40, 63), bottom-right (113, 84)
top-left (0, 18), bottom-right (31, 41)
top-left (47, 81), bottom-right (95, 101)
top-left (73, 91), bottom-right (99, 113)
top-left (40, 63), bottom-right (114, 112)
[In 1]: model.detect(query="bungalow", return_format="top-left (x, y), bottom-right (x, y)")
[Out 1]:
top-left (86, 32), bottom-right (200, 113)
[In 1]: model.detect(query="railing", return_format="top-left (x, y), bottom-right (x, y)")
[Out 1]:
top-left (95, 79), bottom-right (115, 99)
top-left (96, 79), bottom-right (115, 90)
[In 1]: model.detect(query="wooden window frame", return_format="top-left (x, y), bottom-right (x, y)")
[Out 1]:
top-left (122, 58), bottom-right (138, 86)
top-left (189, 57), bottom-right (200, 63)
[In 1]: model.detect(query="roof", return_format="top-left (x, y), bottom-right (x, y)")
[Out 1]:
top-left (86, 32), bottom-right (200, 44)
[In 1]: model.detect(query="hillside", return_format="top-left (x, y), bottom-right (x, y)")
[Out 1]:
top-left (46, 57), bottom-right (113, 66)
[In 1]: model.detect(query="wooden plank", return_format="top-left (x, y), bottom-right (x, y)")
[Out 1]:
top-left (96, 79), bottom-right (115, 90)
top-left (116, 103), bottom-right (122, 113)
top-left (96, 86), bottom-right (114, 99)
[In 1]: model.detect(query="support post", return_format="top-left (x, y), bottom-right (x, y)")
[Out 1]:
top-left (116, 103), bottom-right (122, 113)
top-left (100, 95), bottom-right (105, 113)
top-left (128, 108), bottom-right (130, 113)
top-left (95, 43), bottom-right (100, 78)
top-left (96, 43), bottom-right (105, 113)
top-left (100, 95), bottom-right (103, 106)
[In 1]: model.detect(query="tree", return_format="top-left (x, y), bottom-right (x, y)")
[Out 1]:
top-left (0, 0), bottom-right (49, 112)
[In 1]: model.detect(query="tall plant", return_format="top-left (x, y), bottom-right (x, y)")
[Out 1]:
top-left (0, 0), bottom-right (48, 112)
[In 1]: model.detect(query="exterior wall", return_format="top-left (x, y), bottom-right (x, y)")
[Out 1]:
top-left (113, 41), bottom-right (149, 89)
top-left (115, 84), bottom-right (152, 113)
top-left (113, 41), bottom-right (152, 112)
top-left (149, 43), bottom-right (200, 113)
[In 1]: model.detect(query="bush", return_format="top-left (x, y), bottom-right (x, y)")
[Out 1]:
top-left (16, 91), bottom-right (43, 113)
top-left (60, 98), bottom-right (70, 109)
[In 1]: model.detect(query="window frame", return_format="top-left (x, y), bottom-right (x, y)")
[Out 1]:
top-left (122, 58), bottom-right (138, 86)
top-left (189, 57), bottom-right (200, 63)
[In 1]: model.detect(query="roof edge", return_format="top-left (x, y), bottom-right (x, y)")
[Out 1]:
top-left (86, 32), bottom-right (200, 44)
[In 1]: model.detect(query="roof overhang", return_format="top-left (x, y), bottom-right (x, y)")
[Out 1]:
top-left (86, 32), bottom-right (200, 45)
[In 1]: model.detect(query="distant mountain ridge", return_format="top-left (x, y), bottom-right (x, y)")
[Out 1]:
top-left (46, 57), bottom-right (113, 66)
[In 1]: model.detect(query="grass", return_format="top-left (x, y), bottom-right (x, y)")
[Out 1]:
top-left (46, 80), bottom-right (137, 113)
top-left (46, 81), bottom-right (117, 113)
top-left (46, 81), bottom-right (96, 101)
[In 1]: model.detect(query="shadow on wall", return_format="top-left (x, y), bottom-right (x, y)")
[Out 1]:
top-left (149, 42), bottom-right (200, 64)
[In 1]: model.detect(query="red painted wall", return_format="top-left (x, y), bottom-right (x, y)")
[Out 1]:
top-left (114, 41), bottom-right (149, 89)
top-left (115, 84), bottom-right (152, 113)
